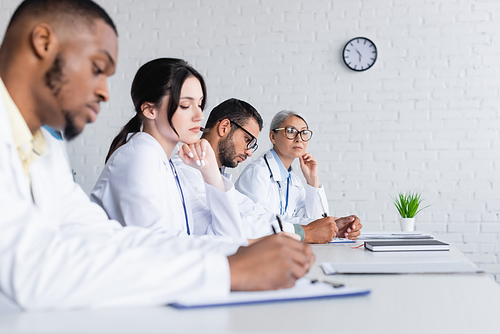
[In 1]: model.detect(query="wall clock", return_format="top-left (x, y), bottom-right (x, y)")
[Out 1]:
top-left (342, 37), bottom-right (377, 71)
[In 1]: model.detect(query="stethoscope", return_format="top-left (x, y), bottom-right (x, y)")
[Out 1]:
top-left (168, 160), bottom-right (190, 235)
top-left (264, 154), bottom-right (290, 215)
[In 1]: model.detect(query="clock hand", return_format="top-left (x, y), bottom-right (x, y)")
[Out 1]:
top-left (356, 49), bottom-right (362, 62)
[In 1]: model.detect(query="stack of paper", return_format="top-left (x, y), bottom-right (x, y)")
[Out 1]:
top-left (358, 231), bottom-right (434, 240)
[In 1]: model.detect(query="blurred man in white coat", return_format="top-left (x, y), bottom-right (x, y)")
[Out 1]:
top-left (0, 0), bottom-right (314, 310)
top-left (172, 98), bottom-right (362, 243)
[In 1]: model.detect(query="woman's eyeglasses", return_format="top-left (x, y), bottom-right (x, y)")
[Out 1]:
top-left (274, 126), bottom-right (313, 142)
top-left (231, 121), bottom-right (259, 152)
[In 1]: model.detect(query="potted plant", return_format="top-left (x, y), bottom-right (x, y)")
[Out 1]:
top-left (391, 192), bottom-right (430, 231)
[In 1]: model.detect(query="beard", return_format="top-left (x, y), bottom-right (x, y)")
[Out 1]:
top-left (217, 131), bottom-right (238, 168)
top-left (44, 54), bottom-right (82, 141)
top-left (217, 130), bottom-right (248, 168)
top-left (62, 112), bottom-right (80, 141)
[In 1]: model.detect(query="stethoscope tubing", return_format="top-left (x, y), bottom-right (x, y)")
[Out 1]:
top-left (264, 154), bottom-right (289, 215)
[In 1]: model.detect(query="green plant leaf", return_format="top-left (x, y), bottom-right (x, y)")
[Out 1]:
top-left (392, 191), bottom-right (431, 218)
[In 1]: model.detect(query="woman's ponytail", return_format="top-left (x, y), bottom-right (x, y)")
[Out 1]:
top-left (105, 113), bottom-right (142, 163)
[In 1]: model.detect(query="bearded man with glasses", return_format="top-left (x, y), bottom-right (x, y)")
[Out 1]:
top-left (217, 119), bottom-right (259, 168)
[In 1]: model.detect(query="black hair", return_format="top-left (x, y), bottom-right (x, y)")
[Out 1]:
top-left (8, 0), bottom-right (117, 35)
top-left (105, 58), bottom-right (207, 162)
top-left (204, 98), bottom-right (263, 135)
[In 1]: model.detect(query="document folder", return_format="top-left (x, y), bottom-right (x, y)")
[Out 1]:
top-left (170, 278), bottom-right (370, 309)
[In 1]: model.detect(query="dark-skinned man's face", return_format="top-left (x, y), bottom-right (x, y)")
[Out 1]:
top-left (43, 19), bottom-right (118, 140)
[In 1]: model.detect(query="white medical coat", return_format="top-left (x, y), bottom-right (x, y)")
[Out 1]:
top-left (171, 154), bottom-right (313, 239)
top-left (0, 93), bottom-right (243, 310)
top-left (90, 132), bottom-right (245, 238)
top-left (235, 150), bottom-right (329, 220)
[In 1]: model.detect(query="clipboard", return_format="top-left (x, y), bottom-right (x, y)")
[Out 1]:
top-left (170, 278), bottom-right (370, 309)
top-left (329, 238), bottom-right (356, 244)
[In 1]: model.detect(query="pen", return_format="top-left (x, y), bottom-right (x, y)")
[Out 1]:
top-left (275, 215), bottom-right (284, 232)
top-left (318, 193), bottom-right (328, 218)
top-left (310, 278), bottom-right (345, 288)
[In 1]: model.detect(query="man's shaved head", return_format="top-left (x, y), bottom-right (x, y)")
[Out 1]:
top-left (0, 0), bottom-right (119, 140)
top-left (7, 0), bottom-right (117, 36)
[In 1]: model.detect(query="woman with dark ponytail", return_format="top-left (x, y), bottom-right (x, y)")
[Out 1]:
top-left (90, 58), bottom-right (245, 238)
top-left (104, 113), bottom-right (142, 163)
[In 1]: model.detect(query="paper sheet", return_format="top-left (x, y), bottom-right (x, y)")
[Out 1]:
top-left (358, 231), bottom-right (434, 240)
top-left (322, 261), bottom-right (484, 275)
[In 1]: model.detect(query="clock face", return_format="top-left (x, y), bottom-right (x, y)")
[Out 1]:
top-left (343, 37), bottom-right (377, 71)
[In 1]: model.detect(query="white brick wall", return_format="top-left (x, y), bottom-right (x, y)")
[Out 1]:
top-left (2, 0), bottom-right (500, 283)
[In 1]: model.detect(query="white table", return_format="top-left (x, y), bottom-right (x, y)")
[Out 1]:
top-left (1, 243), bottom-right (499, 334)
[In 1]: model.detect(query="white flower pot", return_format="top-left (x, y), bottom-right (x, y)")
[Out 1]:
top-left (399, 217), bottom-right (415, 231)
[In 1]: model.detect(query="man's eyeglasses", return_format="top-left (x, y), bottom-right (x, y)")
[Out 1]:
top-left (231, 121), bottom-right (259, 153)
top-left (274, 126), bottom-right (313, 142)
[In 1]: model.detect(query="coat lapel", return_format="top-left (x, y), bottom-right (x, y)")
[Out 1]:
top-left (0, 94), bottom-right (32, 202)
